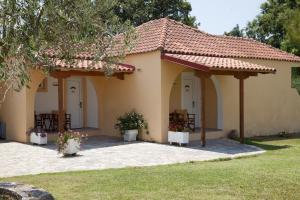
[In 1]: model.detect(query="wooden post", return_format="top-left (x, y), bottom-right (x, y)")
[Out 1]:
top-left (201, 76), bottom-right (206, 147)
top-left (239, 78), bottom-right (244, 143)
top-left (196, 72), bottom-right (210, 147)
top-left (58, 77), bottom-right (65, 133)
top-left (235, 74), bottom-right (249, 144)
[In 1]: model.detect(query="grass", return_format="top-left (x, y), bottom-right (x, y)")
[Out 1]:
top-left (1, 136), bottom-right (300, 200)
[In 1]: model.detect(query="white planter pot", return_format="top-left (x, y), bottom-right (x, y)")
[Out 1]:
top-left (62, 139), bottom-right (80, 155)
top-left (124, 129), bottom-right (138, 142)
top-left (30, 132), bottom-right (47, 145)
top-left (168, 131), bottom-right (189, 146)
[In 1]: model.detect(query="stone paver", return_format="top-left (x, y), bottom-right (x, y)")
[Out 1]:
top-left (0, 137), bottom-right (264, 178)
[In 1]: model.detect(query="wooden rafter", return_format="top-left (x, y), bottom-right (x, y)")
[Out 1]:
top-left (50, 70), bottom-right (131, 80)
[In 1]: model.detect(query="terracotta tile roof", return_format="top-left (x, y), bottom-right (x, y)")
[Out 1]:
top-left (162, 53), bottom-right (276, 73)
top-left (45, 17), bottom-right (300, 72)
top-left (128, 18), bottom-right (300, 62)
top-left (53, 59), bottom-right (134, 72)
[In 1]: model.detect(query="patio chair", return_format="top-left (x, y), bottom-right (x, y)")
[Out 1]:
top-left (34, 113), bottom-right (43, 130)
top-left (187, 113), bottom-right (196, 132)
top-left (51, 112), bottom-right (59, 132)
top-left (175, 109), bottom-right (196, 132)
top-left (65, 113), bottom-right (71, 130)
top-left (52, 111), bottom-right (71, 131)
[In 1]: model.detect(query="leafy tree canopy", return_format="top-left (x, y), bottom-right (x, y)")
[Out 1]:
top-left (0, 0), bottom-right (135, 103)
top-left (224, 24), bottom-right (244, 37)
top-left (114, 0), bottom-right (199, 27)
top-left (225, 0), bottom-right (300, 56)
top-left (286, 8), bottom-right (300, 51)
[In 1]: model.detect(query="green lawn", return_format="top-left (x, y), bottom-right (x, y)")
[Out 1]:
top-left (1, 136), bottom-right (300, 200)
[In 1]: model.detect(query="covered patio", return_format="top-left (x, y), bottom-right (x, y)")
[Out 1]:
top-left (34, 59), bottom-right (135, 138)
top-left (163, 53), bottom-right (276, 146)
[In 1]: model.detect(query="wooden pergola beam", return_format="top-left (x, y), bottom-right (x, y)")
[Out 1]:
top-left (50, 70), bottom-right (130, 80)
top-left (197, 70), bottom-right (258, 77)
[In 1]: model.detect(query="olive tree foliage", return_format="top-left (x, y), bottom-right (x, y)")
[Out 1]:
top-left (0, 0), bottom-right (136, 104)
top-left (224, 24), bottom-right (244, 37)
top-left (286, 9), bottom-right (300, 50)
top-left (114, 0), bottom-right (199, 27)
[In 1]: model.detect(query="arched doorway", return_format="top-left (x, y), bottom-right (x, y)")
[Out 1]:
top-left (169, 70), bottom-right (223, 131)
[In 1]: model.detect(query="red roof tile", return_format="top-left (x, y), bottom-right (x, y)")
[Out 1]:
top-left (129, 18), bottom-right (300, 62)
top-left (162, 53), bottom-right (276, 73)
top-left (53, 59), bottom-right (134, 72)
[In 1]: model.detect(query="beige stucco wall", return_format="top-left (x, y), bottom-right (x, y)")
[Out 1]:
top-left (0, 89), bottom-right (27, 142)
top-left (205, 78), bottom-right (217, 128)
top-left (86, 51), bottom-right (163, 142)
top-left (26, 70), bottom-right (46, 131)
top-left (0, 70), bottom-right (45, 142)
top-left (219, 59), bottom-right (300, 137)
top-left (161, 60), bottom-right (186, 142)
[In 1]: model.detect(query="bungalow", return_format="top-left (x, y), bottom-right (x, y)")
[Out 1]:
top-left (1, 18), bottom-right (300, 145)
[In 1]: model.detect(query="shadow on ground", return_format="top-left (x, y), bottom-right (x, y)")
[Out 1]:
top-left (244, 135), bottom-right (298, 151)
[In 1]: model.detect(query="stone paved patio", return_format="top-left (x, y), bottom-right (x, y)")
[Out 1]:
top-left (0, 137), bottom-right (265, 178)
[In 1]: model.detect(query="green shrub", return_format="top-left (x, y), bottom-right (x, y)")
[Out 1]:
top-left (115, 110), bottom-right (148, 135)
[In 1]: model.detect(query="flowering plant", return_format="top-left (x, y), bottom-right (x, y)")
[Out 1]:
top-left (169, 114), bottom-right (189, 132)
top-left (115, 110), bottom-right (148, 135)
top-left (57, 131), bottom-right (87, 154)
top-left (169, 122), bottom-right (185, 132)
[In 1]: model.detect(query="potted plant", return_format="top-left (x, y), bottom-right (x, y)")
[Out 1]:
top-left (57, 131), bottom-right (87, 156)
top-left (168, 119), bottom-right (189, 146)
top-left (29, 128), bottom-right (47, 145)
top-left (115, 110), bottom-right (148, 142)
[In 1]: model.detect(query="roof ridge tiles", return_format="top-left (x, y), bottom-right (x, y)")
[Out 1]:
top-left (158, 18), bottom-right (170, 49)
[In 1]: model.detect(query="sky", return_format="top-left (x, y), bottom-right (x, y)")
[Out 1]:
top-left (188, 0), bottom-right (266, 35)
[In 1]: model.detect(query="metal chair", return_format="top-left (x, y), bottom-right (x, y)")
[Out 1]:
top-left (34, 114), bottom-right (43, 130)
top-left (64, 113), bottom-right (71, 130)
top-left (51, 113), bottom-right (59, 132)
top-left (187, 113), bottom-right (196, 132)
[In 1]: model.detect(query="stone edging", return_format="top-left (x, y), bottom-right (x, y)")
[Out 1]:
top-left (0, 182), bottom-right (54, 200)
